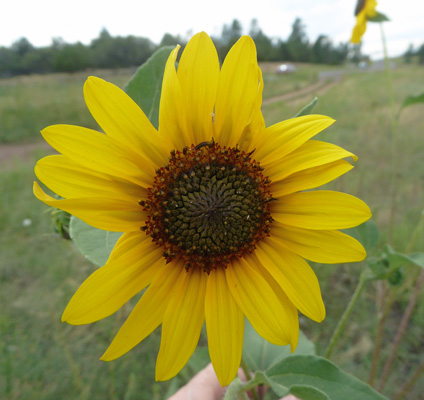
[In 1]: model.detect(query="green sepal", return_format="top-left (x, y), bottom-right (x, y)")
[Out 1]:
top-left (294, 97), bottom-right (318, 117)
top-left (51, 208), bottom-right (71, 240)
top-left (69, 216), bottom-right (122, 267)
top-left (368, 12), bottom-right (390, 22)
top-left (124, 46), bottom-right (174, 128)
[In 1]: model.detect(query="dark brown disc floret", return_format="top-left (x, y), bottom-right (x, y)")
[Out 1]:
top-left (141, 142), bottom-right (273, 273)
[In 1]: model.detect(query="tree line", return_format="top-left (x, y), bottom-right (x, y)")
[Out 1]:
top-left (1, 18), bottom-right (354, 77)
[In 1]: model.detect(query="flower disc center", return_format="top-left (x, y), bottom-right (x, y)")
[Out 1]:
top-left (141, 142), bottom-right (273, 272)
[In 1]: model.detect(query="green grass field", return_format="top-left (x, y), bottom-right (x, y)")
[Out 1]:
top-left (1, 62), bottom-right (423, 399)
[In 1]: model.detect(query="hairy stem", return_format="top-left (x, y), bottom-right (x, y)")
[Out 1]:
top-left (240, 357), bottom-right (260, 400)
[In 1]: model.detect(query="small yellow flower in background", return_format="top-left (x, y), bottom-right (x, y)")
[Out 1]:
top-left (34, 32), bottom-right (371, 386)
top-left (351, 0), bottom-right (378, 43)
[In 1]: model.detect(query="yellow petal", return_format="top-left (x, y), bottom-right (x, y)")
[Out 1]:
top-left (62, 231), bottom-right (163, 325)
top-left (265, 140), bottom-right (357, 183)
top-left (84, 76), bottom-right (171, 168)
top-left (351, 12), bottom-right (367, 43)
top-left (253, 115), bottom-right (335, 163)
top-left (214, 36), bottom-right (261, 148)
top-left (34, 182), bottom-right (144, 232)
top-left (247, 253), bottom-right (299, 350)
top-left (41, 124), bottom-right (154, 188)
top-left (159, 45), bottom-right (191, 150)
top-left (271, 190), bottom-right (372, 230)
top-left (254, 239), bottom-right (326, 322)
top-left (156, 268), bottom-right (207, 381)
top-left (205, 268), bottom-right (244, 386)
top-left (271, 160), bottom-right (353, 197)
top-left (226, 257), bottom-right (294, 346)
top-left (101, 261), bottom-right (180, 361)
top-left (177, 32), bottom-right (220, 144)
top-left (271, 223), bottom-right (367, 263)
top-left (35, 155), bottom-right (147, 201)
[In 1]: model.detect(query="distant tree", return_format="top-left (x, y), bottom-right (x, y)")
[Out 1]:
top-left (90, 30), bottom-right (154, 69)
top-left (249, 19), bottom-right (276, 61)
top-left (218, 19), bottom-right (243, 59)
top-left (11, 37), bottom-right (34, 57)
top-left (0, 47), bottom-right (18, 76)
top-left (403, 44), bottom-right (414, 63)
top-left (53, 42), bottom-right (93, 72)
top-left (312, 35), bottom-right (330, 63)
top-left (417, 43), bottom-right (424, 65)
top-left (287, 18), bottom-right (311, 62)
top-left (159, 33), bottom-right (182, 47)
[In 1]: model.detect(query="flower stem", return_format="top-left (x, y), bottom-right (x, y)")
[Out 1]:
top-left (325, 271), bottom-right (367, 359)
top-left (240, 357), bottom-right (260, 400)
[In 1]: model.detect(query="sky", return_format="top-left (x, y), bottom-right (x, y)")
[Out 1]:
top-left (1, 0), bottom-right (423, 59)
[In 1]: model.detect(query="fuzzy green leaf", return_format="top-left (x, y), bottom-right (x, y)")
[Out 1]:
top-left (242, 319), bottom-right (315, 372)
top-left (385, 244), bottom-right (424, 269)
top-left (368, 12), bottom-right (390, 22)
top-left (294, 97), bottom-right (318, 117)
top-left (267, 355), bottom-right (389, 400)
top-left (69, 216), bottom-right (122, 267)
top-left (290, 385), bottom-right (329, 400)
top-left (124, 46), bottom-right (173, 128)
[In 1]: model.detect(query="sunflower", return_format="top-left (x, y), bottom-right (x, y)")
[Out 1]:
top-left (351, 0), bottom-right (378, 43)
top-left (34, 32), bottom-right (371, 386)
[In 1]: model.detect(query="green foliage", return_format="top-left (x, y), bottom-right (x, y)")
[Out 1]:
top-left (69, 217), bottom-right (122, 267)
top-left (124, 46), bottom-right (173, 129)
top-left (367, 244), bottom-right (424, 285)
top-left (265, 356), bottom-right (389, 400)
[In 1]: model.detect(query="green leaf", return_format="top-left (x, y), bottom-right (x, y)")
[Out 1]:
top-left (124, 46), bottom-right (174, 129)
top-left (69, 216), bottom-right (122, 266)
top-left (346, 220), bottom-right (380, 252)
top-left (294, 97), bottom-right (318, 117)
top-left (242, 319), bottom-right (315, 372)
top-left (385, 244), bottom-right (424, 269)
top-left (400, 92), bottom-right (424, 111)
top-left (368, 12), bottom-right (390, 22)
top-left (290, 385), bottom-right (329, 400)
top-left (267, 355), bottom-right (389, 400)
